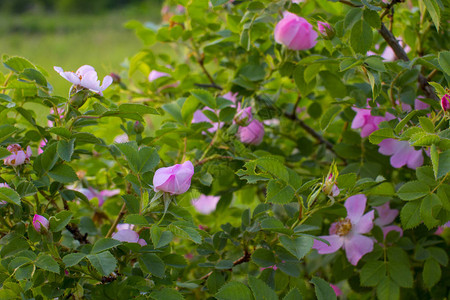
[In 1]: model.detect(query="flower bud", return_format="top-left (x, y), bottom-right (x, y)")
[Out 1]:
top-left (441, 94), bottom-right (450, 112)
top-left (274, 12), bottom-right (317, 50)
top-left (69, 90), bottom-right (89, 108)
top-left (33, 214), bottom-right (49, 233)
top-left (237, 119), bottom-right (265, 145)
top-left (134, 121), bottom-right (145, 134)
top-left (234, 106), bottom-right (253, 126)
top-left (323, 173), bottom-right (340, 197)
top-left (110, 72), bottom-right (121, 84)
top-left (153, 161), bottom-right (194, 195)
top-left (317, 21), bottom-right (335, 40)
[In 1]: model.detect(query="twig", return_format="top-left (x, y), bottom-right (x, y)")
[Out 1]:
top-left (200, 249), bottom-right (251, 281)
top-left (105, 203), bottom-right (127, 238)
top-left (380, 0), bottom-right (402, 20)
top-left (378, 24), bottom-right (439, 101)
top-left (284, 112), bottom-right (347, 163)
top-left (338, 0), bottom-right (362, 7)
top-left (291, 94), bottom-right (301, 118)
top-left (194, 83), bottom-right (223, 90)
top-left (196, 54), bottom-right (223, 91)
top-left (66, 224), bottom-right (90, 244)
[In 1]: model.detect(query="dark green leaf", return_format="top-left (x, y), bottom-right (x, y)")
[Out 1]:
top-left (139, 253), bottom-right (165, 278)
top-left (91, 238), bottom-right (122, 254)
top-left (216, 281), bottom-right (253, 300)
top-left (310, 277), bottom-right (337, 300)
top-left (35, 254), bottom-right (60, 274)
top-left (248, 275), bottom-right (278, 300)
top-left (48, 164), bottom-right (78, 183)
top-left (87, 251), bottom-right (117, 276)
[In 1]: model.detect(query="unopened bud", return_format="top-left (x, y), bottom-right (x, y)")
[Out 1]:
top-left (234, 106), bottom-right (253, 127)
top-left (109, 72), bottom-right (121, 84)
top-left (317, 21), bottom-right (335, 40)
top-left (69, 90), bottom-right (89, 108)
top-left (134, 121), bottom-right (145, 134)
top-left (32, 214), bottom-right (49, 233)
top-left (323, 173), bottom-right (340, 197)
top-left (441, 94), bottom-right (450, 112)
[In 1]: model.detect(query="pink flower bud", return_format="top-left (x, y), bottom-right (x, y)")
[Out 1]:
top-left (317, 21), bottom-right (335, 40)
top-left (237, 120), bottom-right (265, 145)
top-left (330, 284), bottom-right (342, 297)
top-left (441, 94), bottom-right (450, 112)
top-left (33, 214), bottom-right (49, 233)
top-left (274, 12), bottom-right (317, 50)
top-left (153, 161), bottom-right (194, 195)
top-left (4, 144), bottom-right (32, 166)
top-left (234, 106), bottom-right (253, 126)
top-left (323, 173), bottom-right (340, 197)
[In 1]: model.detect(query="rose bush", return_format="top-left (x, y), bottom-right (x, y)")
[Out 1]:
top-left (0, 0), bottom-right (449, 299)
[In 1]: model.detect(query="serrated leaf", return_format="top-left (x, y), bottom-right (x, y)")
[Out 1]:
top-left (351, 20), bottom-right (373, 54)
top-left (388, 261), bottom-right (413, 288)
top-left (397, 181), bottom-right (429, 201)
top-left (320, 106), bottom-right (341, 131)
top-left (62, 253), bottom-right (86, 267)
top-left (423, 0), bottom-right (441, 31)
top-left (151, 288), bottom-right (184, 300)
top-left (91, 238), bottom-right (122, 254)
top-left (118, 103), bottom-right (159, 115)
top-left (400, 199), bottom-right (422, 229)
top-left (255, 157), bottom-right (289, 182)
top-left (283, 288), bottom-right (302, 300)
top-left (216, 281), bottom-right (253, 300)
top-left (0, 187), bottom-right (21, 205)
top-left (376, 277), bottom-right (399, 300)
top-left (252, 248), bottom-right (276, 268)
top-left (310, 277), bottom-right (337, 300)
top-left (49, 211), bottom-right (73, 232)
top-left (35, 254), bottom-right (60, 274)
top-left (168, 222), bottom-right (202, 244)
top-left (360, 260), bottom-right (386, 287)
top-left (394, 110), bottom-right (418, 134)
top-left (191, 90), bottom-right (216, 109)
top-left (87, 251), bottom-right (117, 276)
top-left (139, 253), bottom-right (165, 278)
top-left (266, 180), bottom-right (295, 204)
top-left (438, 51), bottom-right (450, 75)
top-left (248, 275), bottom-right (278, 300)
top-left (430, 144), bottom-right (439, 179)
top-left (280, 235), bottom-right (313, 260)
top-left (369, 128), bottom-right (395, 144)
top-left (57, 139), bottom-right (75, 162)
top-left (420, 194), bottom-right (441, 229)
top-left (48, 164), bottom-right (78, 183)
top-left (423, 258), bottom-right (441, 288)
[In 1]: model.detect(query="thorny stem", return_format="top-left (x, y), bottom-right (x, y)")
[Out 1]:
top-left (200, 249), bottom-right (251, 281)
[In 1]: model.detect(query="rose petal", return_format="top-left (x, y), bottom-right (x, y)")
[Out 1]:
top-left (344, 194), bottom-right (367, 223)
top-left (343, 234), bottom-right (374, 265)
top-left (312, 235), bottom-right (344, 254)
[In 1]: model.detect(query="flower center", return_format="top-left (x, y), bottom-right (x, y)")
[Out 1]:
top-left (333, 218), bottom-right (352, 236)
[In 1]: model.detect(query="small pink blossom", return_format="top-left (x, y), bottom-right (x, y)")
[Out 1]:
top-left (192, 108), bottom-right (221, 133)
top-left (313, 194), bottom-right (374, 266)
top-left (33, 214), bottom-right (49, 233)
top-left (114, 133), bottom-right (129, 144)
top-left (54, 65), bottom-right (113, 96)
top-left (153, 161), bottom-right (194, 195)
top-left (330, 284), bottom-right (342, 297)
top-left (378, 139), bottom-right (423, 169)
top-left (112, 229), bottom-right (146, 246)
top-left (351, 105), bottom-right (395, 138)
top-left (317, 21), bottom-right (335, 39)
top-left (274, 12), bottom-right (317, 50)
top-left (4, 144), bottom-right (32, 166)
top-left (38, 140), bottom-right (46, 155)
top-left (374, 202), bottom-right (403, 240)
top-left (148, 70), bottom-right (170, 82)
top-left (191, 195), bottom-right (220, 214)
top-left (441, 94), bottom-right (450, 112)
top-left (116, 223), bottom-right (134, 231)
top-left (237, 119), bottom-right (265, 145)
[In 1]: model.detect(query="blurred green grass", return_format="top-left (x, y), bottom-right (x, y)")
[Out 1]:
top-left (0, 4), bottom-right (161, 97)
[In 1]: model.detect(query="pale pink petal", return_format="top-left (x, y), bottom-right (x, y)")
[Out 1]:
top-left (192, 195), bottom-right (220, 214)
top-left (382, 225), bottom-right (403, 239)
top-left (312, 235), bottom-right (344, 254)
top-left (112, 229), bottom-right (139, 243)
top-left (378, 138), bottom-right (398, 155)
top-left (360, 123), bottom-right (378, 137)
top-left (330, 284), bottom-right (342, 297)
top-left (344, 194), bottom-right (367, 223)
top-left (406, 148), bottom-right (423, 169)
top-left (100, 75), bottom-right (113, 92)
top-left (353, 210), bottom-right (374, 234)
top-left (374, 202), bottom-right (398, 226)
top-left (100, 189), bottom-right (120, 198)
top-left (343, 234), bottom-right (374, 265)
top-left (137, 239), bottom-right (147, 246)
top-left (76, 65), bottom-right (95, 77)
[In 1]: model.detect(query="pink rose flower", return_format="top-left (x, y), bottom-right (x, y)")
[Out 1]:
top-left (112, 229), bottom-right (146, 246)
top-left (378, 138), bottom-right (423, 169)
top-left (191, 195), bottom-right (220, 214)
top-left (38, 140), bottom-right (46, 155)
top-left (192, 108), bottom-right (221, 133)
top-left (313, 194), bottom-right (374, 266)
top-left (237, 119), bottom-right (265, 145)
top-left (222, 92), bottom-right (238, 105)
top-left (153, 161), bottom-right (194, 195)
top-left (79, 187), bottom-right (120, 207)
top-left (441, 94), bottom-right (450, 112)
top-left (374, 202), bottom-right (403, 240)
top-left (54, 65), bottom-right (113, 96)
top-left (33, 214), bottom-right (49, 233)
top-left (4, 144), bottom-right (32, 166)
top-left (116, 223), bottom-right (134, 231)
top-left (274, 12), bottom-right (317, 50)
top-left (351, 106), bottom-right (395, 138)
top-left (330, 284), bottom-right (342, 297)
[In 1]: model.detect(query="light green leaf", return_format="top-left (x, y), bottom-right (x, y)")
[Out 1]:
top-left (397, 181), bottom-right (429, 201)
top-left (400, 199), bottom-right (422, 229)
top-left (49, 211), bottom-right (73, 232)
top-left (48, 164), bottom-right (78, 183)
top-left (35, 254), bottom-right (60, 274)
top-left (438, 51), bottom-right (450, 75)
top-left (320, 106), bottom-right (341, 131)
top-left (423, 0), bottom-right (441, 31)
top-left (376, 277), bottom-right (399, 300)
top-left (0, 187), bottom-right (21, 205)
top-left (57, 139), bottom-right (75, 162)
top-left (351, 20), bottom-right (373, 54)
top-left (280, 235), bottom-right (313, 260)
top-left (216, 281), bottom-right (253, 300)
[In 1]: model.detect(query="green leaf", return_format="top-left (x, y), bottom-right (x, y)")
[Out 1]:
top-left (419, 117), bottom-right (434, 133)
top-left (216, 281), bottom-right (253, 300)
top-left (266, 180), bottom-right (295, 204)
top-left (49, 211), bottom-right (73, 232)
top-left (416, 166), bottom-right (437, 186)
top-left (191, 89), bottom-right (216, 109)
top-left (428, 247), bottom-right (448, 266)
top-left (215, 260), bottom-right (233, 270)
top-left (115, 142), bottom-right (140, 173)
top-left (252, 248), bottom-right (276, 268)
top-left (394, 110), bottom-right (418, 134)
top-left (2, 55), bottom-right (35, 72)
top-left (86, 251), bottom-right (117, 276)
top-left (118, 103), bottom-right (159, 115)
top-left (62, 253), bottom-right (86, 267)
top-left (211, 0), bottom-right (229, 7)
top-left (207, 271), bottom-right (225, 294)
top-left (151, 288), bottom-right (184, 300)
top-left (400, 199), bottom-right (422, 229)
top-left (124, 214), bottom-right (149, 226)
top-left (310, 277), bottom-right (337, 300)
top-left (423, 0), bottom-right (441, 31)
top-left (351, 20), bottom-right (373, 54)
top-left (388, 261), bottom-right (413, 288)
top-left (0, 125), bottom-right (17, 143)
top-left (0, 147), bottom-right (11, 159)
top-left (431, 144), bottom-right (439, 179)
top-left (48, 164), bottom-right (78, 183)
top-left (122, 194), bottom-right (140, 214)
top-left (248, 276), bottom-right (278, 300)
top-left (19, 68), bottom-right (47, 86)
top-left (139, 253), bottom-right (165, 278)
top-left (437, 149), bottom-right (450, 179)
top-left (162, 102), bottom-right (183, 123)
top-left (283, 288), bottom-right (303, 300)
top-left (360, 260), bottom-right (386, 287)
top-left (168, 221), bottom-right (202, 244)
top-left (363, 9), bottom-right (381, 29)
top-left (35, 254), bottom-right (60, 274)
top-left (420, 194), bottom-right (442, 229)
top-left (0, 187), bottom-right (21, 205)
top-left (138, 146), bottom-right (160, 173)
top-left (255, 157), bottom-right (289, 182)
top-left (280, 235), bottom-right (313, 260)
top-left (16, 181), bottom-right (37, 197)
top-left (369, 128), bottom-right (395, 144)
top-left (57, 139), bottom-right (75, 162)
top-left (39, 142), bottom-right (59, 173)
top-left (49, 127), bottom-right (72, 139)
top-left (423, 258), bottom-right (441, 288)
top-left (438, 51), bottom-right (450, 75)
top-left (320, 106), bottom-right (341, 131)
top-left (319, 71), bottom-right (347, 98)
top-left (91, 238), bottom-right (122, 254)
top-left (376, 277), bottom-right (399, 300)
top-left (151, 225), bottom-right (173, 249)
top-left (397, 181), bottom-right (429, 201)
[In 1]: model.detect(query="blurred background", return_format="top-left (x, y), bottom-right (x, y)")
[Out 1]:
top-left (0, 0), bottom-right (164, 95)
